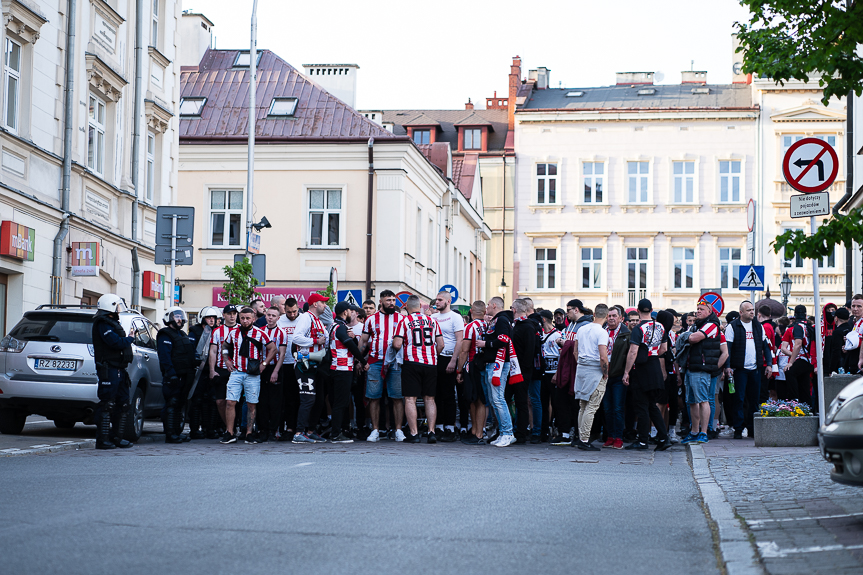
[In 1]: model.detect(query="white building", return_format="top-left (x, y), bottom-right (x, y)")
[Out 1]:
top-left (0, 0), bottom-right (182, 330)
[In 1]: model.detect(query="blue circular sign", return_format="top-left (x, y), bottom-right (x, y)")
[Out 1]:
top-left (439, 284), bottom-right (458, 305)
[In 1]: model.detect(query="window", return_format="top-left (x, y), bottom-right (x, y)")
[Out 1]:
top-left (819, 245), bottom-right (836, 269)
top-left (627, 161), bottom-right (649, 203)
top-left (151, 0), bottom-right (159, 46)
top-left (3, 38), bottom-right (21, 132)
top-left (719, 248), bottom-right (742, 289)
top-left (782, 229), bottom-right (803, 269)
top-left (536, 163), bottom-right (558, 204)
top-left (673, 161), bottom-right (695, 203)
top-left (209, 190), bottom-right (243, 247)
top-left (583, 162), bottom-right (604, 203)
top-left (719, 160), bottom-right (741, 202)
top-left (627, 248), bottom-right (648, 306)
top-left (87, 94), bottom-right (106, 175)
top-left (268, 98), bottom-right (297, 117)
top-left (672, 247), bottom-right (695, 289)
top-left (582, 248), bottom-right (602, 289)
top-left (412, 130), bottom-right (430, 145)
top-left (536, 248), bottom-right (557, 289)
top-left (233, 50), bottom-right (262, 68)
top-left (308, 189), bottom-right (341, 247)
top-left (464, 128), bottom-right (481, 150)
top-left (782, 134), bottom-right (836, 156)
top-left (179, 97), bottom-right (206, 116)
top-left (145, 132), bottom-right (155, 203)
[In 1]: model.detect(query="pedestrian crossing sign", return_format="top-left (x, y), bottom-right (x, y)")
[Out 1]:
top-left (337, 289), bottom-right (363, 306)
top-left (738, 265), bottom-right (765, 291)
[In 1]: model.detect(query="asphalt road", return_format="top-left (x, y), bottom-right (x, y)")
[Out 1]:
top-left (0, 415), bottom-right (163, 452)
top-left (0, 441), bottom-right (719, 575)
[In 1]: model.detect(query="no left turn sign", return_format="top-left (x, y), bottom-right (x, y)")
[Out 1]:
top-left (782, 138), bottom-right (838, 194)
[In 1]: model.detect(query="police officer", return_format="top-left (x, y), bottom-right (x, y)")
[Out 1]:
top-left (91, 294), bottom-right (135, 450)
top-left (187, 306), bottom-right (221, 439)
top-left (157, 306), bottom-right (197, 443)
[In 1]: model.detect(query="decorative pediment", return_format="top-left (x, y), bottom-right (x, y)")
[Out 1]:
top-left (145, 99), bottom-right (173, 134)
top-left (85, 52), bottom-right (127, 101)
top-left (771, 102), bottom-right (845, 123)
top-left (2, 0), bottom-right (48, 44)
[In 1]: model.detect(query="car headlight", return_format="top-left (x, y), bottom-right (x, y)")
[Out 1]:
top-left (833, 396), bottom-right (863, 422)
top-left (826, 397), bottom-right (843, 424)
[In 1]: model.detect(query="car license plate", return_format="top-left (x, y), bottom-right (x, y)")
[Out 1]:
top-left (34, 359), bottom-right (77, 371)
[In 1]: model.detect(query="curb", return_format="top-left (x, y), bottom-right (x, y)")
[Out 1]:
top-left (0, 433), bottom-right (161, 457)
top-left (689, 443), bottom-right (763, 575)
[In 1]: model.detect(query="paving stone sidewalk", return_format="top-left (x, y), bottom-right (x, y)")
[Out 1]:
top-left (703, 437), bottom-right (863, 575)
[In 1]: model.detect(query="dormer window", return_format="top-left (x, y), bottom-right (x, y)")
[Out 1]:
top-left (179, 97), bottom-right (206, 116)
top-left (413, 129), bottom-right (430, 145)
top-left (268, 97), bottom-right (297, 117)
top-left (233, 50), bottom-right (263, 68)
top-left (464, 128), bottom-right (482, 150)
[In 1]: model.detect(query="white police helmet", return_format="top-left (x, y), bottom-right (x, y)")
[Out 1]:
top-left (163, 306), bottom-right (188, 327)
top-left (97, 294), bottom-right (128, 314)
top-left (199, 306), bottom-right (221, 320)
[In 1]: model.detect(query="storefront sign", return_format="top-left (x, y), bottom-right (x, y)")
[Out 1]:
top-left (0, 221), bottom-right (35, 261)
top-left (71, 242), bottom-right (100, 276)
top-left (211, 286), bottom-right (324, 307)
top-left (143, 271), bottom-right (165, 300)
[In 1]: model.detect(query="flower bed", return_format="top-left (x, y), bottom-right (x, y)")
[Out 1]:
top-left (754, 400), bottom-right (817, 447)
top-left (758, 399), bottom-right (812, 418)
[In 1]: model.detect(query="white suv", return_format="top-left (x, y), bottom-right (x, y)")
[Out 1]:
top-left (0, 305), bottom-right (166, 441)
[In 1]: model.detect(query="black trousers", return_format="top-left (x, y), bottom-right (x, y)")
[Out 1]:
top-left (436, 355), bottom-right (458, 427)
top-left (552, 385), bottom-right (573, 435)
top-left (631, 385), bottom-right (667, 443)
top-left (782, 360), bottom-right (814, 406)
top-left (295, 364), bottom-right (326, 433)
top-left (259, 364), bottom-right (283, 433)
top-left (351, 369), bottom-right (365, 430)
top-left (330, 370), bottom-right (353, 436)
top-left (282, 362), bottom-right (299, 431)
top-left (505, 374), bottom-right (530, 439)
top-left (540, 373), bottom-right (554, 437)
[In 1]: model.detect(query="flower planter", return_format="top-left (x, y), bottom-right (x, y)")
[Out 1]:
top-left (753, 415), bottom-right (818, 447)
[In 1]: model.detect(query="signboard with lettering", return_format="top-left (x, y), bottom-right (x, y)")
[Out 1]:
top-left (0, 221), bottom-right (35, 261)
top-left (143, 271), bottom-right (165, 300)
top-left (85, 190), bottom-right (111, 224)
top-left (211, 286), bottom-right (324, 307)
top-left (71, 241), bottom-right (100, 276)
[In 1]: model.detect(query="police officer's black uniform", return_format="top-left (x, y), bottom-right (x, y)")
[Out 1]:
top-left (91, 309), bottom-right (135, 449)
top-left (157, 317), bottom-right (197, 443)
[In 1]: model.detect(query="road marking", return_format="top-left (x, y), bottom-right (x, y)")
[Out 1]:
top-left (758, 541), bottom-right (863, 558)
top-left (747, 511), bottom-right (863, 526)
top-left (1, 448), bottom-right (21, 453)
top-left (293, 462), bottom-right (314, 467)
top-left (29, 444), bottom-right (51, 448)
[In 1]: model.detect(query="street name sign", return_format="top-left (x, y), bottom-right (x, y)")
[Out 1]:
top-left (790, 192), bottom-right (830, 218)
top-left (781, 138), bottom-right (838, 194)
top-left (738, 265), bottom-right (765, 291)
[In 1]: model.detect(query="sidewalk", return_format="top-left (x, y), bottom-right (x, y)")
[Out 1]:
top-left (699, 436), bottom-right (863, 575)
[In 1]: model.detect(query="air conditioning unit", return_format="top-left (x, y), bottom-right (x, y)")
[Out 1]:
top-left (451, 202), bottom-right (461, 217)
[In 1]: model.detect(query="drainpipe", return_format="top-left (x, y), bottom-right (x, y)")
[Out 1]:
top-left (831, 93), bottom-right (854, 300)
top-left (365, 137), bottom-right (374, 299)
top-left (130, 0), bottom-right (145, 308)
top-left (51, 0), bottom-right (76, 305)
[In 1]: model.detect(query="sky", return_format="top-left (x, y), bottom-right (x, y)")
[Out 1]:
top-left (187, 0), bottom-right (753, 110)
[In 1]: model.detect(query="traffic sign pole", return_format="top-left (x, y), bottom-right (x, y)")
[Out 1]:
top-left (170, 214), bottom-right (177, 306)
top-left (812, 215), bottom-right (825, 427)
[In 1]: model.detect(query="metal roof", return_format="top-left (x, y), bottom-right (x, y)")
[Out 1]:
top-left (180, 50), bottom-right (397, 142)
top-left (520, 83), bottom-right (754, 111)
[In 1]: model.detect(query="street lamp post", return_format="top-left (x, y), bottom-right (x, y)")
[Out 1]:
top-left (780, 272), bottom-right (792, 314)
top-left (498, 278), bottom-right (507, 296)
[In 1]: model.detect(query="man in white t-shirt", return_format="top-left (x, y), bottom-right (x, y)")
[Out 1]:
top-left (572, 304), bottom-right (610, 451)
top-left (433, 291), bottom-right (464, 441)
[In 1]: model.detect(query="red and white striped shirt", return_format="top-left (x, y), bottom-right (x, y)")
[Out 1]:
top-left (330, 321), bottom-right (356, 371)
top-left (261, 325), bottom-right (287, 365)
top-left (463, 319), bottom-right (487, 363)
top-left (854, 317), bottom-right (863, 338)
top-left (224, 326), bottom-right (271, 373)
top-left (209, 324), bottom-right (235, 369)
top-left (363, 311), bottom-right (403, 363)
top-left (395, 312), bottom-right (442, 366)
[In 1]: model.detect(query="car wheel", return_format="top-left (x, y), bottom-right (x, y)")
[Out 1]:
top-left (123, 387), bottom-right (144, 443)
top-left (53, 419), bottom-right (77, 429)
top-left (0, 408), bottom-right (27, 435)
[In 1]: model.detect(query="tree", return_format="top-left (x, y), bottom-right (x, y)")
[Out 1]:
top-left (772, 207), bottom-right (863, 259)
top-left (316, 282), bottom-right (335, 310)
top-left (734, 0), bottom-right (863, 105)
top-left (221, 257), bottom-right (259, 305)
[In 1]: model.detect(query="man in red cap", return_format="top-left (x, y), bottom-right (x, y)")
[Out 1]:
top-left (291, 293), bottom-right (330, 443)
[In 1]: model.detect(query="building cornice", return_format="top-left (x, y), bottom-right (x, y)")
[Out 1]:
top-left (524, 231), bottom-right (567, 239)
top-left (516, 108), bottom-right (759, 123)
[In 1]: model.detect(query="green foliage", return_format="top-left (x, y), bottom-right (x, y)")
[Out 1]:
top-left (772, 207), bottom-right (863, 259)
top-left (734, 1), bottom-right (863, 105)
top-left (316, 282), bottom-right (335, 310)
top-left (221, 257), bottom-right (259, 305)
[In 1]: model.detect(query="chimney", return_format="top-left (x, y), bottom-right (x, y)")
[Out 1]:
top-left (536, 67), bottom-right (550, 90)
top-left (179, 11), bottom-right (214, 68)
top-left (615, 72), bottom-right (654, 85)
top-left (731, 33), bottom-right (752, 84)
top-left (301, 64), bottom-right (360, 109)
top-left (681, 70), bottom-right (707, 84)
top-left (508, 56), bottom-right (521, 131)
top-left (465, 98), bottom-right (474, 110)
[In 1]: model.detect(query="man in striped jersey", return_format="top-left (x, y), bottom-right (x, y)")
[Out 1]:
top-left (359, 290), bottom-right (405, 442)
top-left (392, 295), bottom-right (444, 444)
top-left (457, 300), bottom-right (488, 444)
top-left (330, 302), bottom-right (368, 443)
top-left (258, 306), bottom-right (288, 442)
top-left (292, 294), bottom-right (330, 443)
top-left (221, 308), bottom-right (276, 444)
top-left (208, 304), bottom-right (239, 435)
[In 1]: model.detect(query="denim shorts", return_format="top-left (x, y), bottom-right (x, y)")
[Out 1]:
top-left (226, 371), bottom-right (261, 403)
top-left (365, 361), bottom-right (402, 399)
top-left (685, 370), bottom-right (711, 405)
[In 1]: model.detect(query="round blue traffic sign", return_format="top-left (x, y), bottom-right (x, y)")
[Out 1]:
top-left (439, 284), bottom-right (458, 304)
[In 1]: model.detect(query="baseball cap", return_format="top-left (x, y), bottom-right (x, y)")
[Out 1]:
top-left (554, 308), bottom-right (565, 315)
top-left (567, 299), bottom-right (587, 313)
top-left (836, 307), bottom-right (850, 321)
top-left (334, 301), bottom-right (351, 316)
top-left (308, 294), bottom-right (330, 305)
top-left (539, 309), bottom-right (553, 321)
top-left (637, 298), bottom-right (653, 312)
top-left (223, 304), bottom-right (239, 314)
top-left (350, 304), bottom-right (363, 313)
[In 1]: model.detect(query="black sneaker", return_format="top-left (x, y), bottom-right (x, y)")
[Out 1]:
top-left (654, 438), bottom-right (673, 452)
top-left (244, 433), bottom-right (259, 444)
top-left (530, 436), bottom-right (542, 444)
top-left (461, 434), bottom-right (479, 445)
top-left (220, 432), bottom-right (237, 444)
top-left (624, 441), bottom-right (648, 450)
top-left (440, 429), bottom-right (457, 442)
top-left (550, 436), bottom-right (570, 446)
top-left (577, 441), bottom-right (600, 452)
top-left (733, 430), bottom-right (744, 439)
top-left (405, 433), bottom-right (421, 443)
top-left (427, 432), bottom-right (437, 444)
top-left (513, 436), bottom-right (527, 445)
top-left (331, 433), bottom-right (354, 443)
top-left (707, 429), bottom-right (720, 440)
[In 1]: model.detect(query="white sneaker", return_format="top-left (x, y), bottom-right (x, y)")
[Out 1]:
top-left (394, 429), bottom-right (406, 442)
top-left (719, 427), bottom-right (734, 438)
top-left (490, 435), bottom-right (503, 446)
top-left (668, 429), bottom-right (680, 444)
top-left (366, 429), bottom-right (380, 443)
top-left (742, 428), bottom-right (748, 438)
top-left (495, 434), bottom-right (515, 447)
